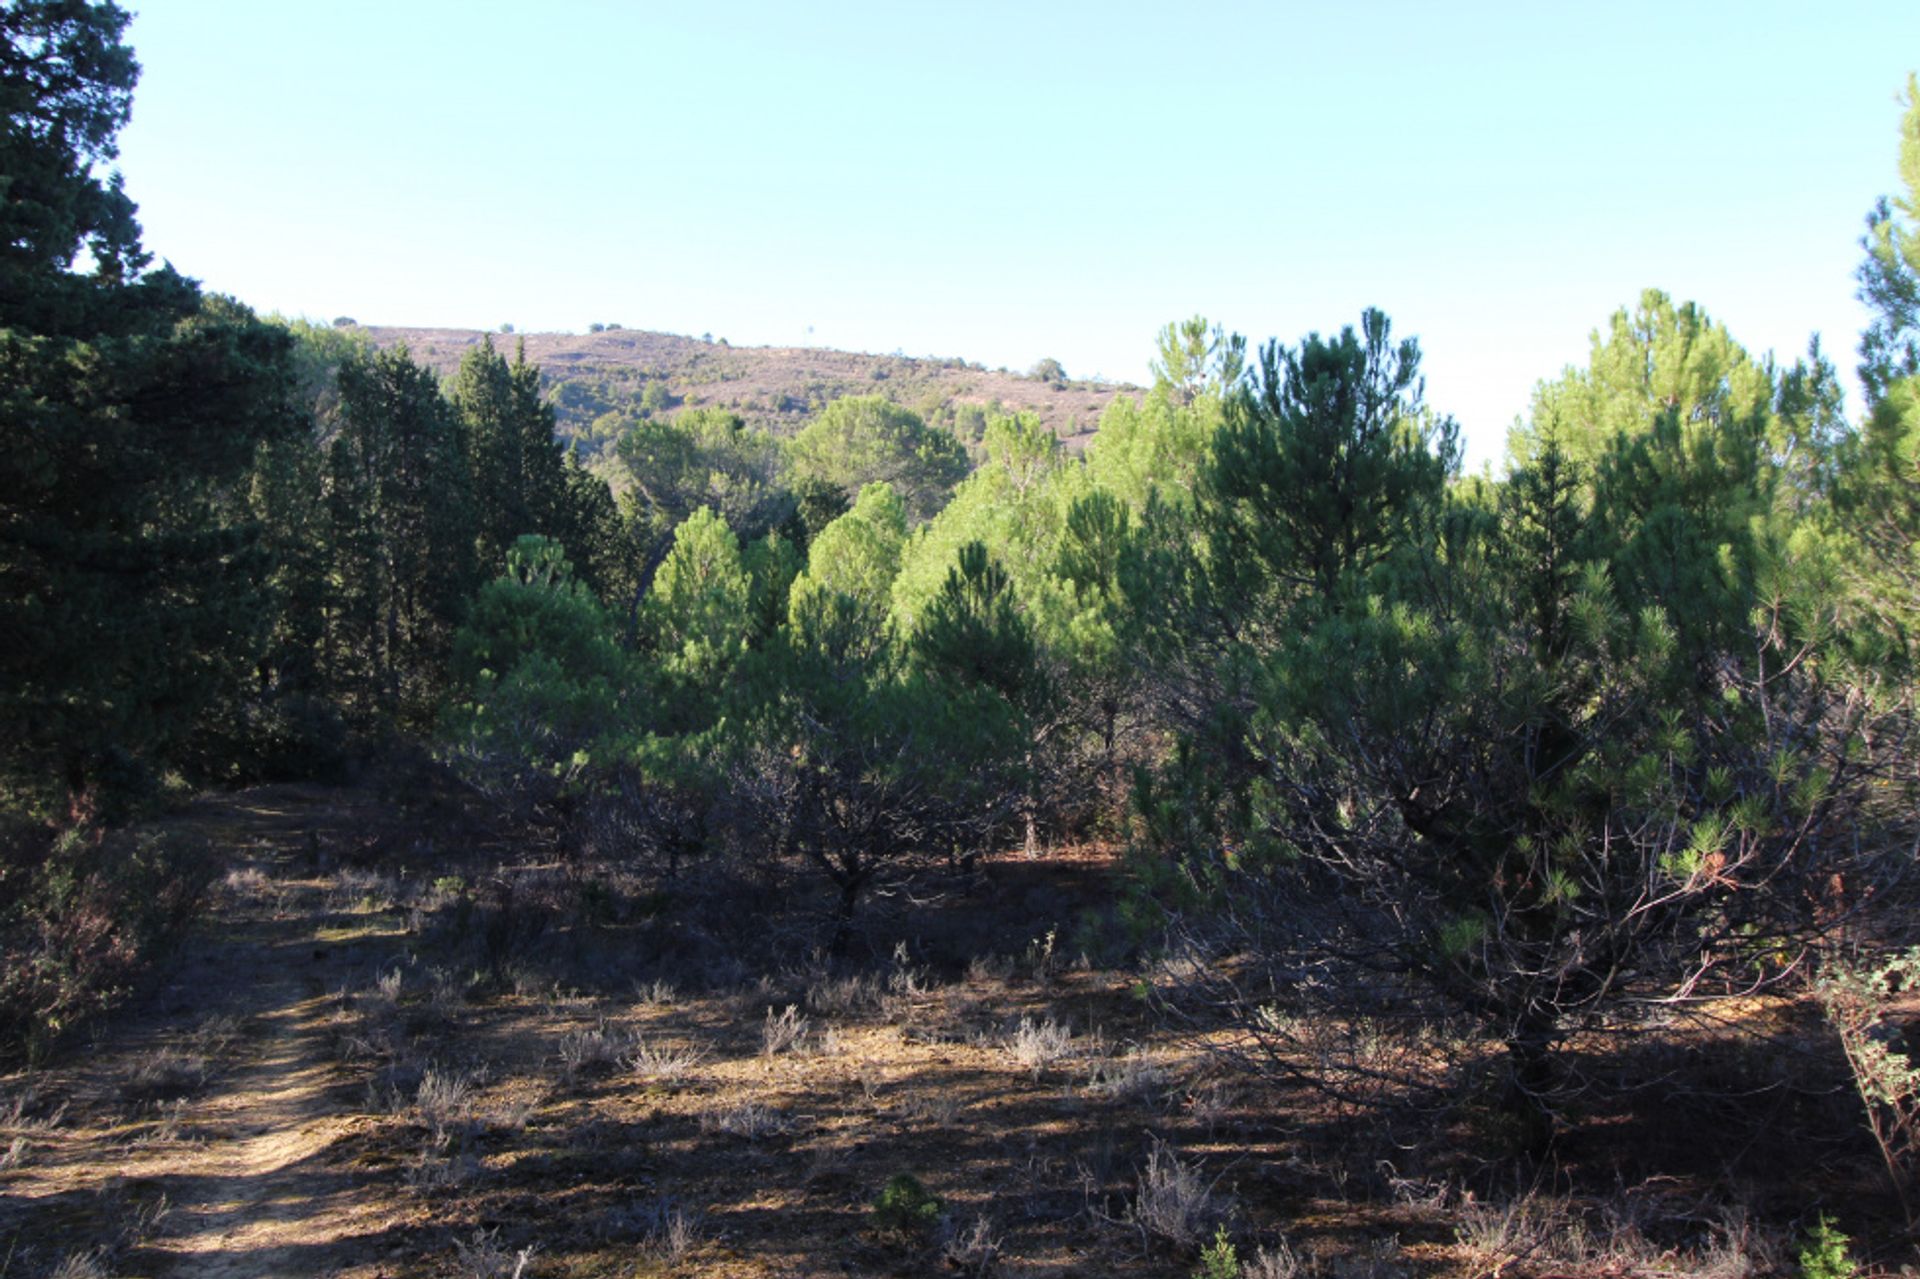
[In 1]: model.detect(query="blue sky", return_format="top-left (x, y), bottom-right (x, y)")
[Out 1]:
top-left (116, 2), bottom-right (1919, 466)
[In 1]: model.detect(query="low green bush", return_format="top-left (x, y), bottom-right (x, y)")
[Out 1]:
top-left (0, 821), bottom-right (213, 1064)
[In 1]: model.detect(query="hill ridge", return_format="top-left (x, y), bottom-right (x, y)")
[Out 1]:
top-left (354, 324), bottom-right (1140, 456)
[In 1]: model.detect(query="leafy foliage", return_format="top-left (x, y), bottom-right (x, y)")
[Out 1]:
top-left (1, 5), bottom-right (309, 815)
top-left (1818, 948), bottom-right (1920, 1225)
top-left (870, 1173), bottom-right (943, 1240)
top-left (785, 394), bottom-right (968, 523)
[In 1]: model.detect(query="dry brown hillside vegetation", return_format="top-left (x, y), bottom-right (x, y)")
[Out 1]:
top-left (354, 325), bottom-right (1136, 459)
top-left (0, 764), bottom-right (1906, 1279)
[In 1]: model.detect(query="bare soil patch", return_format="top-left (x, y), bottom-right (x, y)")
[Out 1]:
top-left (0, 780), bottom-right (1902, 1278)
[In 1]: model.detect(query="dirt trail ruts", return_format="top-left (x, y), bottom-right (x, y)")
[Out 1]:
top-left (0, 783), bottom-right (430, 1278)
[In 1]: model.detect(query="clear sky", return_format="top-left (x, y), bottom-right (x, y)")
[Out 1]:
top-left (115, 1), bottom-right (1920, 467)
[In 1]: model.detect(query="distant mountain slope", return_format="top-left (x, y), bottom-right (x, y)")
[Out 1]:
top-left (355, 325), bottom-right (1138, 458)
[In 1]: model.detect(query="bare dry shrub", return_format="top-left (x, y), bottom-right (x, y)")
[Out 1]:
top-left (762, 1003), bottom-right (811, 1056)
top-left (0, 1085), bottom-right (66, 1168)
top-left (940, 1212), bottom-right (1001, 1276)
top-left (632, 977), bottom-right (677, 1006)
top-left (1004, 1015), bottom-right (1075, 1078)
top-left (1452, 1191), bottom-right (1783, 1279)
top-left (49, 1252), bottom-right (113, 1279)
top-left (414, 1066), bottom-right (478, 1145)
top-left (128, 1098), bottom-right (193, 1148)
top-left (1086, 1046), bottom-right (1170, 1105)
top-left (1023, 927), bottom-right (1061, 984)
top-left (482, 1086), bottom-right (545, 1133)
top-left (1128, 1138), bottom-right (1223, 1252)
top-left (406, 1147), bottom-right (480, 1193)
top-left (700, 1102), bottom-right (791, 1141)
top-left (123, 1046), bottom-right (210, 1102)
top-left (967, 952), bottom-right (1015, 984)
top-left (634, 1196), bottom-right (706, 1267)
top-left (1325, 1237), bottom-right (1408, 1279)
top-left (557, 1018), bottom-right (630, 1081)
top-left (625, 1033), bottom-right (707, 1084)
top-left (899, 1091), bottom-right (963, 1128)
top-left (1181, 1078), bottom-right (1235, 1133)
top-left (807, 971), bottom-right (883, 1017)
top-left (451, 1225), bottom-right (536, 1278)
top-left (884, 940), bottom-right (931, 1002)
top-left (1453, 1192), bottom-right (1574, 1274)
top-left (1241, 1238), bottom-right (1305, 1279)
top-left (329, 866), bottom-right (397, 914)
top-left (371, 966), bottom-right (403, 1005)
top-left (222, 866), bottom-right (271, 898)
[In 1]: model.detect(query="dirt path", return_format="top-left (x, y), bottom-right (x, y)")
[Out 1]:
top-left (0, 784), bottom-right (431, 1279)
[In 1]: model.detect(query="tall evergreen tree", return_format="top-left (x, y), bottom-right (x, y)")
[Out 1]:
top-left (1208, 308), bottom-right (1458, 619)
top-left (1, 4), bottom-right (306, 813)
top-left (1844, 77), bottom-right (1920, 648)
top-left (452, 335), bottom-right (578, 574)
top-left (324, 344), bottom-right (477, 721)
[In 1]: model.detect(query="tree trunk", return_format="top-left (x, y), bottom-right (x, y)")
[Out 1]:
top-left (1502, 1023), bottom-right (1559, 1155)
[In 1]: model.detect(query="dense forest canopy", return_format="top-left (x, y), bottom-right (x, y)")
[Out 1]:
top-left (6, 6), bottom-right (1920, 1211)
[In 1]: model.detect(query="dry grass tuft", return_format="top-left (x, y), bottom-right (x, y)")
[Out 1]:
top-left (625, 1033), bottom-right (707, 1084)
top-left (556, 1018), bottom-right (630, 1081)
top-left (762, 1003), bottom-right (811, 1056)
top-left (940, 1212), bottom-right (1002, 1276)
top-left (451, 1225), bottom-right (536, 1278)
top-left (1241, 1238), bottom-right (1305, 1279)
top-left (1004, 1015), bottom-right (1076, 1078)
top-left (1127, 1138), bottom-right (1223, 1252)
top-left (48, 1251), bottom-right (113, 1279)
top-left (414, 1065), bottom-right (478, 1144)
top-left (1086, 1046), bottom-right (1170, 1105)
top-left (700, 1101), bottom-right (791, 1141)
top-left (635, 1196), bottom-right (706, 1267)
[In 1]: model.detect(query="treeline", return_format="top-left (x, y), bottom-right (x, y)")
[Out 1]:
top-left (438, 87), bottom-right (1920, 1131)
top-left (7, 1), bottom-right (1920, 1137)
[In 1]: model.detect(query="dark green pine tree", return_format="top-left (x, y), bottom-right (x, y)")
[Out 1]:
top-left (2, 3), bottom-right (307, 815)
top-left (325, 345), bottom-right (477, 723)
top-left (450, 334), bottom-right (525, 572)
top-left (452, 334), bottom-right (620, 599)
top-left (551, 454), bottom-right (626, 605)
top-left (0, 0), bottom-right (146, 339)
top-left (507, 341), bottom-right (569, 536)
top-left (1207, 308), bottom-right (1459, 620)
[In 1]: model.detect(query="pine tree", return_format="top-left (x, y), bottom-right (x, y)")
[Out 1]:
top-left (1, 6), bottom-right (306, 813)
top-left (325, 344), bottom-right (477, 721)
top-left (451, 335), bottom-right (577, 575)
top-left (784, 396), bottom-right (969, 523)
top-left (1207, 308), bottom-right (1458, 618)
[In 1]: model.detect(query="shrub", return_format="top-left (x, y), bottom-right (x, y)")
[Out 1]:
top-left (1004, 1015), bottom-right (1074, 1077)
top-left (762, 1003), bottom-right (811, 1056)
top-left (698, 1102), bottom-right (790, 1140)
top-left (1798, 1214), bottom-right (1858, 1279)
top-left (1130, 1139), bottom-right (1221, 1252)
top-left (635, 1196), bottom-right (705, 1267)
top-left (557, 1019), bottom-right (631, 1081)
top-left (871, 1173), bottom-right (944, 1241)
top-left (451, 1226), bottom-right (535, 1279)
top-left (941, 1213), bottom-right (1001, 1276)
top-left (1194, 1226), bottom-right (1238, 1279)
top-left (1818, 947), bottom-right (1920, 1223)
top-left (0, 823), bottom-right (213, 1064)
top-left (624, 1034), bottom-right (706, 1084)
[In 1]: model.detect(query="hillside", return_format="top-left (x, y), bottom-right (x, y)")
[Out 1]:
top-left (355, 325), bottom-right (1140, 457)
